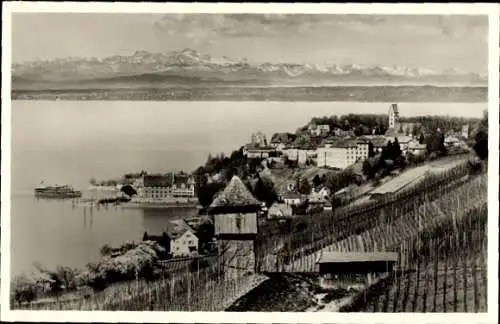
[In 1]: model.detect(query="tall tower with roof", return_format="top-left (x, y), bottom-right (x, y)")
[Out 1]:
top-left (209, 176), bottom-right (261, 279)
top-left (388, 103), bottom-right (400, 129)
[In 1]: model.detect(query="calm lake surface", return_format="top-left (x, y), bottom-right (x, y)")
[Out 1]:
top-left (10, 100), bottom-right (486, 276)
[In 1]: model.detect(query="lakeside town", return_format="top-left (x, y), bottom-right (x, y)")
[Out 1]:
top-left (12, 102), bottom-right (489, 311)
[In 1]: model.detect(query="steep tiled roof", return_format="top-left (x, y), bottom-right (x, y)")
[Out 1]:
top-left (173, 174), bottom-right (190, 185)
top-left (143, 175), bottom-right (173, 187)
top-left (143, 173), bottom-right (193, 188)
top-left (390, 103), bottom-right (399, 115)
top-left (209, 176), bottom-right (260, 208)
top-left (164, 221), bottom-right (195, 240)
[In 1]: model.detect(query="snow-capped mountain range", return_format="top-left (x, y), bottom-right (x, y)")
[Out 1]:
top-left (12, 48), bottom-right (487, 87)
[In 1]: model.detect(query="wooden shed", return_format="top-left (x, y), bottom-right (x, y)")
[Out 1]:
top-left (315, 252), bottom-right (398, 275)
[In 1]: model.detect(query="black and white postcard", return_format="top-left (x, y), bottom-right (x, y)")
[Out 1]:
top-left (1, 2), bottom-right (498, 323)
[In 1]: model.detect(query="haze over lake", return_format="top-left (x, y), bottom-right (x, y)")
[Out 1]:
top-left (10, 100), bottom-right (486, 276)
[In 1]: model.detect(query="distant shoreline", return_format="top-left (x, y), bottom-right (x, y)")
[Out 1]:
top-left (11, 85), bottom-right (487, 102)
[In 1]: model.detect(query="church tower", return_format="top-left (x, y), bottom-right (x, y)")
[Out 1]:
top-left (388, 104), bottom-right (400, 129)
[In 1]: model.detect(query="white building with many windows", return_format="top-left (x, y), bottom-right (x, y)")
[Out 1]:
top-left (316, 140), bottom-right (369, 169)
top-left (140, 174), bottom-right (195, 202)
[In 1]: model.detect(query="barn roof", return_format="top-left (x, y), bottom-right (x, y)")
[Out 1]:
top-left (317, 252), bottom-right (398, 264)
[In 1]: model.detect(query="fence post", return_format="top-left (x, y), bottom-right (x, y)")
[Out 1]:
top-left (462, 230), bottom-right (468, 312)
top-left (391, 247), bottom-right (401, 312)
top-left (412, 251), bottom-right (421, 312)
top-left (442, 235), bottom-right (449, 313)
top-left (373, 278), bottom-right (379, 312)
top-left (453, 232), bottom-right (459, 312)
top-left (479, 229), bottom-right (488, 311)
top-left (422, 239), bottom-right (429, 313)
top-left (432, 237), bottom-right (439, 313)
top-left (187, 272), bottom-right (191, 311)
top-left (472, 227), bottom-right (479, 313)
top-left (382, 273), bottom-right (391, 312)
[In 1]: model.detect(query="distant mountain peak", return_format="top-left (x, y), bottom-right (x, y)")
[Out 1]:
top-left (11, 49), bottom-right (486, 86)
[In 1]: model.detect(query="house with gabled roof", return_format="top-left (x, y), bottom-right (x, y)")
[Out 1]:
top-left (267, 203), bottom-right (293, 220)
top-left (281, 191), bottom-right (304, 206)
top-left (164, 221), bottom-right (199, 257)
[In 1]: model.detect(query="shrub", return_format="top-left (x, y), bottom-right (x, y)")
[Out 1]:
top-left (12, 276), bottom-right (39, 305)
top-left (11, 271), bottom-right (55, 305)
top-left (100, 244), bottom-right (113, 257)
top-left (53, 266), bottom-right (81, 291)
top-left (294, 220), bottom-right (308, 232)
top-left (306, 204), bottom-right (324, 215)
top-left (407, 152), bottom-right (425, 165)
top-left (468, 157), bottom-right (483, 174)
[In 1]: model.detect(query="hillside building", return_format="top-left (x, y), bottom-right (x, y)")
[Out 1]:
top-left (308, 124), bottom-right (331, 137)
top-left (316, 140), bottom-right (369, 169)
top-left (461, 125), bottom-right (470, 139)
top-left (209, 176), bottom-right (261, 279)
top-left (250, 132), bottom-right (268, 147)
top-left (243, 146), bottom-right (275, 159)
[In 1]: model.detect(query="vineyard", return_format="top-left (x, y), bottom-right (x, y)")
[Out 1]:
top-left (344, 190), bottom-right (487, 312)
top-left (256, 159), bottom-right (476, 272)
top-left (16, 160), bottom-right (487, 312)
top-left (226, 174), bottom-right (487, 313)
top-left (19, 255), bottom-right (267, 311)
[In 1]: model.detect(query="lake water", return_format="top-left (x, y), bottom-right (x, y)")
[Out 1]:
top-left (9, 100), bottom-right (486, 276)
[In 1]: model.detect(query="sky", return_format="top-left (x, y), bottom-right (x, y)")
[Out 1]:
top-left (12, 13), bottom-right (488, 73)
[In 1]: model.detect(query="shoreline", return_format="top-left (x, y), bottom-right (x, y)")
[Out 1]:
top-left (120, 202), bottom-right (201, 210)
top-left (10, 85), bottom-right (487, 103)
